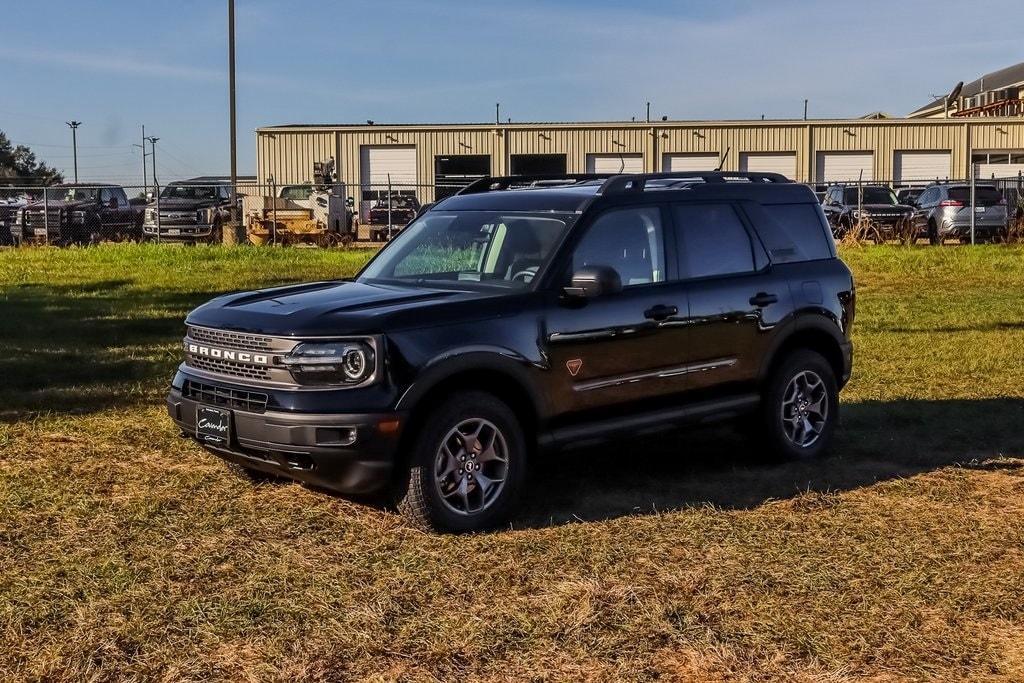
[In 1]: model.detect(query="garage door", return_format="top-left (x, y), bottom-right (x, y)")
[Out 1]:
top-left (663, 153), bottom-right (721, 173)
top-left (586, 153), bottom-right (644, 174)
top-left (360, 146), bottom-right (417, 220)
top-left (816, 152), bottom-right (873, 183)
top-left (739, 152), bottom-right (797, 178)
top-left (894, 151), bottom-right (951, 184)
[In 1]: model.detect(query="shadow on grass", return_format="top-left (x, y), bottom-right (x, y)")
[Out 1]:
top-left (0, 281), bottom-right (222, 418)
top-left (514, 397), bottom-right (1024, 527)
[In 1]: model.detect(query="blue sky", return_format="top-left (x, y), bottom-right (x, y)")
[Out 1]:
top-left (1, 0), bottom-right (1021, 184)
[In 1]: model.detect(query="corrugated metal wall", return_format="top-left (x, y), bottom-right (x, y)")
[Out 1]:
top-left (256, 119), bottom-right (1024, 192)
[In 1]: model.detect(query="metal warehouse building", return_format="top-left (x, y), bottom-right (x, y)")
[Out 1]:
top-left (256, 117), bottom-right (1024, 215)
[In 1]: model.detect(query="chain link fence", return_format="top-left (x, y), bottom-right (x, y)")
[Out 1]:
top-left (2, 174), bottom-right (1023, 248)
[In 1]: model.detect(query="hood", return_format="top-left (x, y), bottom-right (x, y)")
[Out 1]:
top-left (185, 279), bottom-right (503, 337)
top-left (150, 197), bottom-right (223, 210)
top-left (25, 199), bottom-right (93, 211)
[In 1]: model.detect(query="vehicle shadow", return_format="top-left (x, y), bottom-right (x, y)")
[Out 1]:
top-left (513, 397), bottom-right (1024, 528)
top-left (0, 281), bottom-right (223, 419)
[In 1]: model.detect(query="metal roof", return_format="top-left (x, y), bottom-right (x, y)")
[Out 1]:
top-left (909, 61), bottom-right (1024, 116)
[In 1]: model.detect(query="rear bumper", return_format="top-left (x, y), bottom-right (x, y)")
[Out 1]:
top-left (941, 219), bottom-right (1006, 237)
top-left (167, 386), bottom-right (404, 495)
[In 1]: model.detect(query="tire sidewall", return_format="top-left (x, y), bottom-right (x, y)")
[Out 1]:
top-left (761, 350), bottom-right (839, 461)
top-left (400, 392), bottom-right (527, 533)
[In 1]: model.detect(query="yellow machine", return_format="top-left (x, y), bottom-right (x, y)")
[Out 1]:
top-left (245, 160), bottom-right (354, 246)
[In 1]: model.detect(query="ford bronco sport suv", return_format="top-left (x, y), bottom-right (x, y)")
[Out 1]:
top-left (167, 171), bottom-right (854, 532)
top-left (820, 184), bottom-right (913, 240)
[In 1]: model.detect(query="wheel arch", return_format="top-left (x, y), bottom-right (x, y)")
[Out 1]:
top-left (394, 351), bottom-right (547, 468)
top-left (759, 315), bottom-right (847, 389)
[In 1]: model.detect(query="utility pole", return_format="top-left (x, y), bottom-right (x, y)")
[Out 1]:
top-left (803, 99), bottom-right (809, 120)
top-left (145, 136), bottom-right (159, 186)
top-left (646, 101), bottom-right (651, 123)
top-left (495, 102), bottom-right (500, 125)
top-left (132, 124), bottom-right (149, 198)
top-left (227, 0), bottom-right (238, 244)
top-left (66, 121), bottom-right (81, 182)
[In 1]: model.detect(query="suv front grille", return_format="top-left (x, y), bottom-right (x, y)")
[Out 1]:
top-left (187, 326), bottom-right (274, 351)
top-left (187, 355), bottom-right (272, 381)
top-left (182, 379), bottom-right (268, 413)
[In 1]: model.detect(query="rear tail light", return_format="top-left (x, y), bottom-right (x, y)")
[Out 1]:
top-left (939, 200), bottom-right (963, 207)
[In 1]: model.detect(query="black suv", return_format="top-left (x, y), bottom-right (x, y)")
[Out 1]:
top-left (168, 172), bottom-right (855, 532)
top-left (821, 184), bottom-right (913, 240)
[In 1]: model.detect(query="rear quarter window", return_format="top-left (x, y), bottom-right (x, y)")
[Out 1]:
top-left (758, 203), bottom-right (834, 262)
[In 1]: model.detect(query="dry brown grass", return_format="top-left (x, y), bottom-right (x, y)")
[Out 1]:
top-left (3, 244), bottom-right (1024, 681)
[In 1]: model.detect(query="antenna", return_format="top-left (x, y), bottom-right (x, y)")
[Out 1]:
top-left (945, 81), bottom-right (964, 117)
top-left (715, 147), bottom-right (731, 171)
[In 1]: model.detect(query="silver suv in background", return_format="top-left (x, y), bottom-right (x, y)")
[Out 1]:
top-left (909, 183), bottom-right (1007, 244)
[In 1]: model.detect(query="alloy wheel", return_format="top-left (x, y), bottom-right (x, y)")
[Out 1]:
top-left (433, 418), bottom-right (509, 516)
top-left (780, 370), bottom-right (829, 448)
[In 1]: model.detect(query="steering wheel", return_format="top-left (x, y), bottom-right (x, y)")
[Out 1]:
top-left (511, 267), bottom-right (538, 283)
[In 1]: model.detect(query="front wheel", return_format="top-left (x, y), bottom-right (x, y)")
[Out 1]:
top-left (756, 350), bottom-right (839, 461)
top-left (396, 392), bottom-right (527, 533)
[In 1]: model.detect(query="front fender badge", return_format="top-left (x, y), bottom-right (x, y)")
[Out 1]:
top-left (566, 359), bottom-right (583, 377)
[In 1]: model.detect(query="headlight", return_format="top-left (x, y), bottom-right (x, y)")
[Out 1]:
top-left (145, 208), bottom-right (156, 222)
top-left (852, 209), bottom-right (862, 219)
top-left (197, 209), bottom-right (208, 223)
top-left (16, 209), bottom-right (24, 224)
top-left (280, 340), bottom-right (377, 386)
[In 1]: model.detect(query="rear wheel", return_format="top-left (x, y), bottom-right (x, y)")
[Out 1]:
top-left (928, 220), bottom-right (941, 245)
top-left (396, 392), bottom-right (527, 533)
top-left (756, 350), bottom-right (839, 461)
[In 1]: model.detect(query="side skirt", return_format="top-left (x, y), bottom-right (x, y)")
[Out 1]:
top-left (538, 393), bottom-right (760, 452)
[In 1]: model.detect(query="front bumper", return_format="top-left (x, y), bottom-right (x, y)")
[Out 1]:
top-left (167, 385), bottom-right (405, 495)
top-left (144, 223), bottom-right (215, 240)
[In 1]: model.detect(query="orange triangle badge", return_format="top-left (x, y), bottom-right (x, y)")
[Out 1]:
top-left (566, 359), bottom-right (583, 377)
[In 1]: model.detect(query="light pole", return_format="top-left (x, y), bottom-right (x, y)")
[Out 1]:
top-left (66, 121), bottom-right (81, 182)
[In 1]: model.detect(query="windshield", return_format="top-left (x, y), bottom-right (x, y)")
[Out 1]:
top-left (373, 195), bottom-right (417, 209)
top-left (279, 185), bottom-right (312, 200)
top-left (60, 187), bottom-right (100, 202)
top-left (844, 187), bottom-right (897, 205)
top-left (359, 210), bottom-right (573, 288)
top-left (160, 185), bottom-right (221, 200)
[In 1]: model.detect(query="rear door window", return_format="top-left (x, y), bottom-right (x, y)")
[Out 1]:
top-left (673, 203), bottom-right (755, 279)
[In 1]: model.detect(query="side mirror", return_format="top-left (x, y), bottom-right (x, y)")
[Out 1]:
top-left (563, 265), bottom-right (622, 299)
top-left (345, 197), bottom-right (355, 208)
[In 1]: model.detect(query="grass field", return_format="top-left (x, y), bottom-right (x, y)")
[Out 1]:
top-left (2, 244), bottom-right (1024, 681)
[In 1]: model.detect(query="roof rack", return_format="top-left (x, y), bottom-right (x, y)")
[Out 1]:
top-left (457, 173), bottom-right (616, 195)
top-left (597, 171), bottom-right (790, 195)
top-left (457, 171), bottom-right (792, 197)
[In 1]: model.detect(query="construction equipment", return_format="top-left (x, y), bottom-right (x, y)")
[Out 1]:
top-left (246, 159), bottom-right (356, 246)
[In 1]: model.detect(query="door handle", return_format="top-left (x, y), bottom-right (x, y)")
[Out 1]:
top-left (749, 292), bottom-right (778, 307)
top-left (644, 304), bottom-right (678, 321)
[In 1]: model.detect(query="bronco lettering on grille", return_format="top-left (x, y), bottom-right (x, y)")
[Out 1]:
top-left (186, 342), bottom-right (271, 365)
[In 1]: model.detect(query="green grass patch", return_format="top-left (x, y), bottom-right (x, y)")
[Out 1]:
top-left (2, 243), bottom-right (1024, 680)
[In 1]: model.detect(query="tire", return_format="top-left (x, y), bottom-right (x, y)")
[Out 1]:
top-left (755, 350), bottom-right (839, 461)
top-left (928, 221), bottom-right (941, 246)
top-left (396, 391), bottom-right (527, 533)
top-left (211, 220), bottom-right (223, 245)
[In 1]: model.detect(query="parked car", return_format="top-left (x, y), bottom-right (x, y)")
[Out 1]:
top-left (820, 184), bottom-right (914, 240)
top-left (368, 193), bottom-right (420, 229)
top-left (0, 194), bottom-right (27, 245)
top-left (167, 171), bottom-right (854, 532)
top-left (895, 187), bottom-right (924, 206)
top-left (17, 184), bottom-right (141, 245)
top-left (909, 183), bottom-right (1008, 244)
top-left (144, 179), bottom-right (235, 244)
